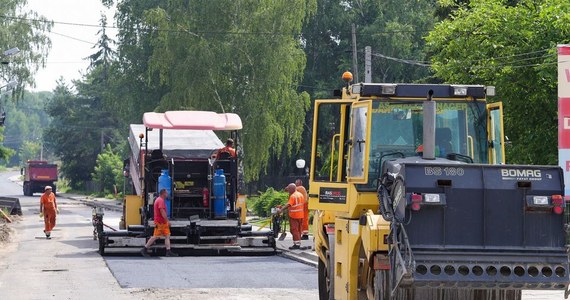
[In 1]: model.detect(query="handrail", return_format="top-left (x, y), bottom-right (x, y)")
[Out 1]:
top-left (330, 134), bottom-right (341, 181)
top-left (467, 135), bottom-right (474, 158)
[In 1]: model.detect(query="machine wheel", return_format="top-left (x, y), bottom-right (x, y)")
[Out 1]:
top-left (371, 270), bottom-right (391, 300)
top-left (318, 258), bottom-right (331, 300)
top-left (23, 183), bottom-right (32, 196)
top-left (272, 215), bottom-right (282, 238)
top-left (98, 236), bottom-right (106, 256)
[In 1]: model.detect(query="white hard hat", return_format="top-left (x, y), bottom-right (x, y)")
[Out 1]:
top-left (45, 186), bottom-right (52, 190)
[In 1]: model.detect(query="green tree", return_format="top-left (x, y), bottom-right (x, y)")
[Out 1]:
top-left (104, 0), bottom-right (316, 181)
top-left (18, 140), bottom-right (41, 163)
top-left (44, 79), bottom-right (122, 189)
top-left (92, 144), bottom-right (123, 194)
top-left (0, 1), bottom-right (52, 92)
top-left (426, 0), bottom-right (570, 165)
top-left (101, 0), bottom-right (168, 125)
top-left (0, 1), bottom-right (51, 163)
top-left (3, 91), bottom-right (52, 165)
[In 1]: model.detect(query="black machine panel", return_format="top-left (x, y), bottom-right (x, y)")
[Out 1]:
top-left (399, 163), bottom-right (566, 251)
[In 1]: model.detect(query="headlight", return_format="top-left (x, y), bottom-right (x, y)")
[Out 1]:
top-left (451, 85), bottom-right (468, 96)
top-left (381, 84), bottom-right (397, 95)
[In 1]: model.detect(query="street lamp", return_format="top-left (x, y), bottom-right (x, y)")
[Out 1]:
top-left (1, 47), bottom-right (20, 65)
top-left (3, 47), bottom-right (20, 56)
top-left (0, 80), bottom-right (17, 91)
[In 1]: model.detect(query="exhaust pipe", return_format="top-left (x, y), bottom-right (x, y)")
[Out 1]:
top-left (423, 90), bottom-right (436, 160)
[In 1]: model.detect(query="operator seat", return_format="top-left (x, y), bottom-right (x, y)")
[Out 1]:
top-left (436, 127), bottom-right (453, 156)
top-left (215, 151), bottom-right (232, 174)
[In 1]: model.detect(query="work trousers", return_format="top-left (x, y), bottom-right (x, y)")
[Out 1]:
top-left (44, 209), bottom-right (56, 232)
top-left (289, 217), bottom-right (303, 243)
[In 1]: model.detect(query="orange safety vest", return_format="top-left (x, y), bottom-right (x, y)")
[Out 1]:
top-left (288, 191), bottom-right (305, 219)
top-left (217, 146), bottom-right (237, 158)
top-left (40, 192), bottom-right (56, 211)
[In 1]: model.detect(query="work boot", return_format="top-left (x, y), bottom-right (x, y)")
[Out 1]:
top-left (140, 247), bottom-right (150, 257)
top-left (165, 250), bottom-right (178, 257)
top-left (301, 234), bottom-right (309, 240)
top-left (289, 244), bottom-right (301, 250)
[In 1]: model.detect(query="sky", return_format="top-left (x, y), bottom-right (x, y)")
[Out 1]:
top-left (25, 0), bottom-right (117, 92)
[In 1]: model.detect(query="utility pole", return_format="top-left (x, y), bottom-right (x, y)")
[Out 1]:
top-left (101, 130), bottom-right (104, 152)
top-left (365, 46), bottom-right (372, 83)
top-left (351, 24), bottom-right (359, 83)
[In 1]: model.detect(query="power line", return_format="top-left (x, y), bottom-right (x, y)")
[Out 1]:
top-left (370, 52), bottom-right (431, 67)
top-left (0, 14), bottom-right (431, 36)
top-left (51, 31), bottom-right (96, 45)
top-left (368, 48), bottom-right (558, 69)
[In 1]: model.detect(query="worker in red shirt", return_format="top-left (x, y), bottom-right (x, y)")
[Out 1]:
top-left (295, 179), bottom-right (309, 240)
top-left (216, 138), bottom-right (237, 159)
top-left (39, 186), bottom-right (58, 239)
top-left (140, 189), bottom-right (178, 257)
top-left (279, 183), bottom-right (306, 250)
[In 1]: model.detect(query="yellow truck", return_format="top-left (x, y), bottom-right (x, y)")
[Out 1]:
top-left (309, 73), bottom-right (569, 299)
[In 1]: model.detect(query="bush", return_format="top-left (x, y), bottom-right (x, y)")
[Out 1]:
top-left (249, 188), bottom-right (289, 217)
top-left (92, 144), bottom-right (123, 195)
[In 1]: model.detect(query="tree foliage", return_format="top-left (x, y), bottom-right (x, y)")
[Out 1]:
top-left (0, 0), bottom-right (52, 92)
top-left (0, 1), bottom-right (51, 163)
top-left (3, 91), bottom-right (51, 165)
top-left (426, 0), bottom-right (570, 164)
top-left (92, 144), bottom-right (123, 194)
top-left (18, 140), bottom-right (40, 163)
top-left (101, 0), bottom-right (316, 181)
top-left (249, 188), bottom-right (289, 218)
top-left (43, 14), bottom-right (124, 189)
top-left (44, 78), bottom-right (122, 189)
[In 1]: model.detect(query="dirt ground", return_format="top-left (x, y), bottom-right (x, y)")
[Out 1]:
top-left (0, 215), bottom-right (20, 243)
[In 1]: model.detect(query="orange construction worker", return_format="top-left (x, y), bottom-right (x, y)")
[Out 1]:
top-left (39, 186), bottom-right (58, 239)
top-left (295, 179), bottom-right (309, 239)
top-left (140, 189), bottom-right (178, 257)
top-left (279, 183), bottom-right (306, 250)
top-left (216, 138), bottom-right (237, 159)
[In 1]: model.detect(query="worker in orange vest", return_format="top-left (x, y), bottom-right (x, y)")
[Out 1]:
top-left (295, 179), bottom-right (309, 240)
top-left (279, 183), bottom-right (306, 250)
top-left (216, 138), bottom-right (237, 159)
top-left (39, 186), bottom-right (58, 239)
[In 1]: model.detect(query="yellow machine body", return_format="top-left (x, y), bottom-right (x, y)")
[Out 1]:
top-left (124, 195), bottom-right (143, 226)
top-left (310, 82), bottom-right (504, 299)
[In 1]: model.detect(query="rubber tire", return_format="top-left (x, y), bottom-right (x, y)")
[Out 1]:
top-left (23, 183), bottom-right (31, 196)
top-left (272, 216), bottom-right (281, 238)
top-left (98, 236), bottom-right (106, 256)
top-left (318, 259), bottom-right (330, 300)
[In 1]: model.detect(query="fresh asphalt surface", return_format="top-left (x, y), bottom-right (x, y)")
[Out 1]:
top-left (106, 255), bottom-right (315, 289)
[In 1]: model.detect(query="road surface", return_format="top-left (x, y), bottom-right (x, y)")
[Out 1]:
top-left (0, 171), bottom-right (318, 299)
